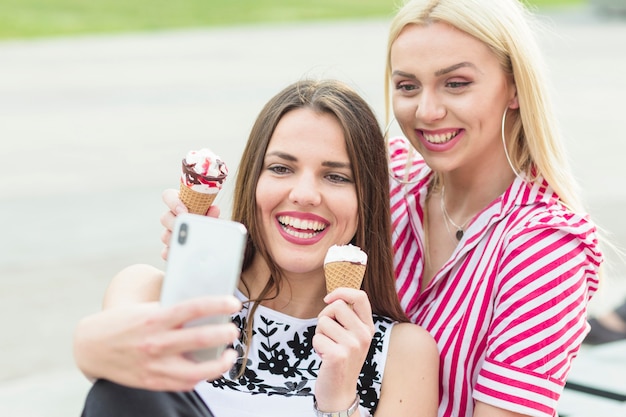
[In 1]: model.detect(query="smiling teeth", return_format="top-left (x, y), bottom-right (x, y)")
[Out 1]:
top-left (423, 131), bottom-right (458, 144)
top-left (278, 215), bottom-right (326, 238)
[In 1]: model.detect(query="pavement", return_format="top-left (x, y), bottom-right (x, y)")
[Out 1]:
top-left (0, 5), bottom-right (625, 417)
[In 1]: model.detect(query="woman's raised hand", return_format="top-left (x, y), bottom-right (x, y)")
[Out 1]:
top-left (159, 188), bottom-right (221, 260)
top-left (313, 288), bottom-right (375, 413)
top-left (73, 295), bottom-right (241, 392)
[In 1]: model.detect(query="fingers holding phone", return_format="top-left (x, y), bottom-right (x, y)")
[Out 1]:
top-left (161, 214), bottom-right (247, 362)
top-left (154, 295), bottom-right (242, 356)
top-left (74, 297), bottom-right (241, 392)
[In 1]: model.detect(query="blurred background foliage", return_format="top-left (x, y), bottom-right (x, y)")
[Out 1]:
top-left (0, 0), bottom-right (583, 40)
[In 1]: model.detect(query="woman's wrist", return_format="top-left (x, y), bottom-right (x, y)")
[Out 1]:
top-left (313, 394), bottom-right (360, 417)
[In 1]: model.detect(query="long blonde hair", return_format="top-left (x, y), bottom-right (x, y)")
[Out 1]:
top-left (384, 0), bottom-right (584, 212)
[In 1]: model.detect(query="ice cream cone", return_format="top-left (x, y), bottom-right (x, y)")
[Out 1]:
top-left (179, 181), bottom-right (218, 215)
top-left (324, 261), bottom-right (366, 293)
top-left (179, 148), bottom-right (228, 214)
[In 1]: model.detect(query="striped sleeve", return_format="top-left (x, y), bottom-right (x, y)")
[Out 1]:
top-left (474, 208), bottom-right (602, 417)
top-left (387, 137), bottom-right (430, 315)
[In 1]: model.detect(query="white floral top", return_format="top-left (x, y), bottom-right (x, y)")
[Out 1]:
top-left (194, 290), bottom-right (396, 417)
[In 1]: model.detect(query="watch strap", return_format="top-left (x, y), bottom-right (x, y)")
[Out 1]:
top-left (313, 394), bottom-right (360, 417)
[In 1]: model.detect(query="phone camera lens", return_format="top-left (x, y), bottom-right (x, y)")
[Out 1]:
top-left (178, 223), bottom-right (188, 245)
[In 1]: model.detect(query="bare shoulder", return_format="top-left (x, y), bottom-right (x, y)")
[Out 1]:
top-left (389, 322), bottom-right (439, 359)
top-left (377, 322), bottom-right (439, 416)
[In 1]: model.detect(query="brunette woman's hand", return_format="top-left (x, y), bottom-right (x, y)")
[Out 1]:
top-left (313, 288), bottom-right (375, 413)
top-left (160, 188), bottom-right (221, 260)
top-left (73, 295), bottom-right (241, 391)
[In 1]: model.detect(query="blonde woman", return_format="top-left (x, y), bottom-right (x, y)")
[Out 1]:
top-left (385, 0), bottom-right (602, 416)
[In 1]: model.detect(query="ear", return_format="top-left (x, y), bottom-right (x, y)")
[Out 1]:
top-left (508, 88), bottom-right (520, 110)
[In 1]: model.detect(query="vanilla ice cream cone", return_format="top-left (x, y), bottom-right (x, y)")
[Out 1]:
top-left (324, 261), bottom-right (366, 293)
top-left (323, 244), bottom-right (368, 293)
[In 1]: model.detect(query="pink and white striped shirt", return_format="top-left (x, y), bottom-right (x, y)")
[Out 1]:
top-left (388, 137), bottom-right (602, 417)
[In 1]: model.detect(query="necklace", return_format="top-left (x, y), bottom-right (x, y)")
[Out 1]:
top-left (440, 186), bottom-right (472, 242)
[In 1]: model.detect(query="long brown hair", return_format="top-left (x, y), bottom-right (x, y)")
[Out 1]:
top-left (231, 79), bottom-right (408, 371)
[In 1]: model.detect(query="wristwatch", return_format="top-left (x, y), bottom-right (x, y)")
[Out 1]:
top-left (313, 394), bottom-right (360, 417)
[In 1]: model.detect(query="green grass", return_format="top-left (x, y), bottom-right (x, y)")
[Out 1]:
top-left (0, 0), bottom-right (584, 40)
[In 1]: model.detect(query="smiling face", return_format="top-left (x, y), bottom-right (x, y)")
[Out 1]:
top-left (255, 107), bottom-right (358, 276)
top-left (390, 22), bottom-right (518, 176)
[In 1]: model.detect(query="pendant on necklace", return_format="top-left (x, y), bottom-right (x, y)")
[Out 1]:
top-left (455, 229), bottom-right (464, 241)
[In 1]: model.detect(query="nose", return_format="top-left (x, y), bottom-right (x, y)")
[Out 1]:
top-left (416, 90), bottom-right (446, 122)
top-left (288, 172), bottom-right (322, 206)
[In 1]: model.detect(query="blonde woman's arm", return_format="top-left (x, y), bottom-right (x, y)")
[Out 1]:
top-left (473, 401), bottom-right (530, 417)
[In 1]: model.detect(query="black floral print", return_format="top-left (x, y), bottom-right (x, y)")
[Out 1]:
top-left (210, 298), bottom-right (394, 414)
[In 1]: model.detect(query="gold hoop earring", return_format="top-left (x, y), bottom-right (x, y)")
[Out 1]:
top-left (501, 107), bottom-right (523, 180)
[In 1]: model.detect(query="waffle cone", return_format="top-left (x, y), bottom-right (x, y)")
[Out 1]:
top-left (324, 261), bottom-right (366, 293)
top-left (179, 182), bottom-right (218, 215)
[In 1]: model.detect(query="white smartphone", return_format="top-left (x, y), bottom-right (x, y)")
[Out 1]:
top-left (160, 213), bottom-right (247, 362)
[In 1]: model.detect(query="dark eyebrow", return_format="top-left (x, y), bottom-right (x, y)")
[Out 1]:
top-left (434, 62), bottom-right (475, 76)
top-left (323, 161), bottom-right (351, 169)
top-left (265, 151), bottom-right (351, 169)
top-left (265, 151), bottom-right (296, 161)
